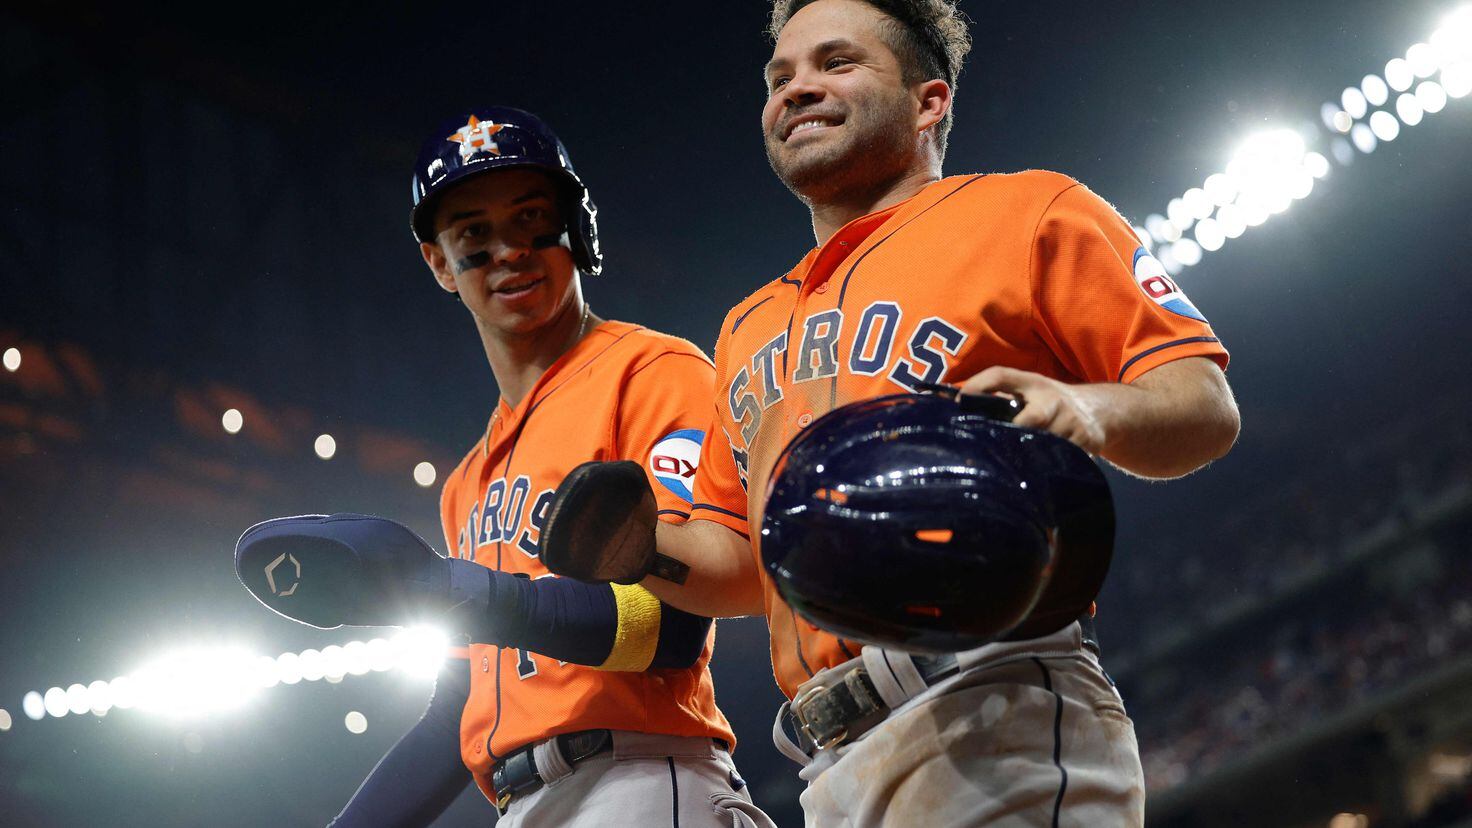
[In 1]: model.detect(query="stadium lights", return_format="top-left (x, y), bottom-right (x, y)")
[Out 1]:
top-left (222, 408), bottom-right (244, 434)
top-left (314, 433), bottom-right (337, 460)
top-left (1137, 5), bottom-right (1472, 275)
top-left (2, 347), bottom-right (19, 372)
top-left (413, 461), bottom-right (437, 488)
top-left (15, 627), bottom-right (448, 725)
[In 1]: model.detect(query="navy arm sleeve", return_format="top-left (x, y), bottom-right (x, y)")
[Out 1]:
top-left (474, 571), bottom-right (712, 671)
top-left (328, 659), bottom-right (474, 827)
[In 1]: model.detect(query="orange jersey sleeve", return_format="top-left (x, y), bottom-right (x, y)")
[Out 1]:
top-left (613, 347), bottom-right (718, 521)
top-left (688, 314), bottom-right (753, 537)
top-left (1031, 182), bottom-right (1229, 384)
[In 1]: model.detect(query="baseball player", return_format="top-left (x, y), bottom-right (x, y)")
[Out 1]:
top-left (542, 1), bottom-right (1240, 825)
top-left (246, 108), bottom-right (774, 827)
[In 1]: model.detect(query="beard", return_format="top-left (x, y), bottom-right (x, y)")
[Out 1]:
top-left (764, 89), bottom-right (918, 207)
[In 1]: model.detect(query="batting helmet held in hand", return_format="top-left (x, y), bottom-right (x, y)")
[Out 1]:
top-left (410, 107), bottom-right (602, 276)
top-left (760, 392), bottom-right (1114, 653)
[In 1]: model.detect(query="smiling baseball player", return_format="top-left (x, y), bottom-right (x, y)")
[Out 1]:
top-left (236, 107), bottom-right (773, 828)
top-left (536, 1), bottom-right (1241, 825)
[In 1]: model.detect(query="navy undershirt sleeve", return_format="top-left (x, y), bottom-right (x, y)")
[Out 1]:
top-left (328, 659), bottom-right (474, 827)
top-left (478, 572), bottom-right (711, 670)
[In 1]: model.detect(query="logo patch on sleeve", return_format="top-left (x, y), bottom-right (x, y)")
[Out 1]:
top-left (649, 429), bottom-right (704, 504)
top-left (1133, 248), bottom-right (1208, 322)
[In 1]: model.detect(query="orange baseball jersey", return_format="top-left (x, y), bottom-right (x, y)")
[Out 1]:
top-left (690, 171), bottom-right (1231, 698)
top-left (439, 320), bottom-right (735, 800)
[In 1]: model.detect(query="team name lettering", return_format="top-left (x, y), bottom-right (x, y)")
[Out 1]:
top-left (459, 475), bottom-right (556, 560)
top-left (724, 303), bottom-right (968, 448)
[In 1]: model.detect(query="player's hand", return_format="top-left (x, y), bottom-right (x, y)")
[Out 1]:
top-left (540, 461), bottom-right (689, 585)
top-left (958, 367), bottom-right (1107, 455)
top-left (235, 514), bottom-right (491, 630)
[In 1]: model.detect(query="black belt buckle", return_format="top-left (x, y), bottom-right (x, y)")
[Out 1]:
top-left (492, 729), bottom-right (612, 814)
top-left (492, 747), bottom-right (539, 814)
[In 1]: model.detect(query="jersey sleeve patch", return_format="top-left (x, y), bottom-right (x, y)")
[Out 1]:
top-left (649, 429), bottom-right (704, 504)
top-left (1133, 247), bottom-right (1208, 322)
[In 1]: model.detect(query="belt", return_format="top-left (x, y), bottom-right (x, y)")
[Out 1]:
top-left (492, 729), bottom-right (612, 813)
top-left (785, 615), bottom-right (1101, 756)
top-left (788, 653), bottom-right (958, 752)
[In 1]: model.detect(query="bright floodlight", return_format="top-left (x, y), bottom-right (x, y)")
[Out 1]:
top-left (1432, 7), bottom-right (1472, 60)
top-left (1, 347), bottom-right (18, 372)
top-left (344, 640), bottom-right (372, 676)
top-left (86, 679), bottom-right (113, 715)
top-left (1144, 213), bottom-right (1169, 242)
top-left (1361, 74), bottom-right (1390, 106)
top-left (1238, 195), bottom-right (1271, 228)
top-left (1182, 188), bottom-right (1214, 221)
top-left (1194, 218), bottom-right (1226, 252)
top-left (66, 684), bottom-right (89, 716)
top-left (1369, 110), bottom-right (1401, 141)
top-left (1331, 137), bottom-right (1356, 166)
top-left (43, 687), bottom-right (68, 718)
top-left (252, 655), bottom-right (280, 689)
top-left (345, 711), bottom-right (368, 735)
top-left (1417, 80), bottom-right (1449, 112)
top-left (1443, 63), bottom-right (1472, 99)
top-left (1172, 239), bottom-right (1204, 267)
top-left (277, 651), bottom-right (304, 685)
top-left (1341, 86), bottom-right (1368, 118)
top-left (1161, 221), bottom-right (1182, 243)
top-left (0, 709), bottom-right (11, 731)
top-left (314, 434), bottom-right (337, 460)
top-left (413, 461), bottom-right (437, 488)
top-left (1303, 152), bottom-right (1331, 180)
top-left (300, 648), bottom-right (326, 682)
top-left (1350, 122), bottom-right (1378, 153)
top-left (322, 645), bottom-right (348, 681)
top-left (1166, 197), bottom-right (1193, 231)
top-left (1156, 245), bottom-right (1182, 276)
top-left (22, 691), bottom-right (44, 721)
top-left (1216, 204), bottom-right (1247, 239)
top-left (393, 626), bottom-right (450, 680)
top-left (109, 676), bottom-right (137, 710)
top-left (1395, 92), bottom-right (1425, 125)
top-left (367, 638), bottom-right (396, 673)
top-left (130, 647), bottom-right (261, 718)
top-left (1332, 110), bottom-right (1353, 133)
top-left (1203, 173), bottom-right (1237, 206)
top-left (1407, 43), bottom-right (1439, 78)
top-left (1385, 58), bottom-right (1415, 92)
top-left (221, 408), bottom-right (244, 435)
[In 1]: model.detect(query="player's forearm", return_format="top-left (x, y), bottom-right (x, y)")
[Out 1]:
top-left (1091, 357), bottom-right (1240, 479)
top-left (478, 573), bottom-right (711, 671)
top-left (642, 519), bottom-right (765, 618)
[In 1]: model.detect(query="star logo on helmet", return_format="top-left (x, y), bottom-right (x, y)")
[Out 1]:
top-left (448, 115), bottom-right (505, 162)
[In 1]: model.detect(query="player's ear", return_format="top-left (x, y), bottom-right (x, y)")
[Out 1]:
top-left (914, 78), bottom-right (951, 134)
top-left (421, 241), bottom-right (459, 294)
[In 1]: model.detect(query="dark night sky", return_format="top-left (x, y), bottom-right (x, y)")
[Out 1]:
top-left (3, 1), bottom-right (1472, 825)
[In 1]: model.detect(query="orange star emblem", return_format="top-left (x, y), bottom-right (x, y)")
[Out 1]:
top-left (448, 115), bottom-right (505, 159)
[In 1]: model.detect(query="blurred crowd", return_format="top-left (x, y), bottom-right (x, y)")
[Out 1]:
top-left (1136, 565), bottom-right (1472, 790)
top-left (1112, 398), bottom-right (1472, 799)
top-left (1109, 405), bottom-right (1472, 654)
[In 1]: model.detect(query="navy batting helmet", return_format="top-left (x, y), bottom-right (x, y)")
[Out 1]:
top-left (760, 392), bottom-right (1114, 653)
top-left (410, 107), bottom-right (602, 276)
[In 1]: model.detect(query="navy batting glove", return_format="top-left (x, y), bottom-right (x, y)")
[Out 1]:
top-left (235, 514), bottom-right (491, 630)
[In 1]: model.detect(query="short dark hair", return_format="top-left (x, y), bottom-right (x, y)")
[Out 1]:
top-left (768, 0), bottom-right (972, 157)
